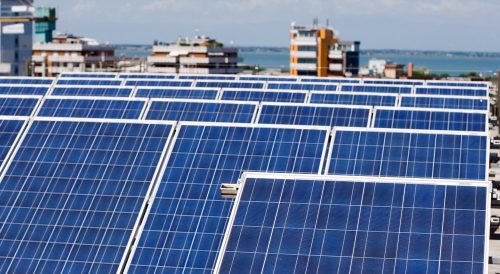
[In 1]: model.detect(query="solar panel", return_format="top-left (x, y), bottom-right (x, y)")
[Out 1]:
top-left (220, 89), bottom-right (307, 103)
top-left (373, 107), bottom-right (487, 132)
top-left (145, 99), bottom-right (258, 123)
top-left (126, 123), bottom-right (331, 273)
top-left (267, 82), bottom-right (338, 91)
top-left (59, 73), bottom-right (118, 79)
top-left (37, 97), bottom-right (147, 119)
top-left (134, 87), bottom-right (219, 99)
top-left (257, 103), bottom-right (371, 128)
top-left (124, 80), bottom-right (193, 87)
top-left (0, 117), bottom-right (28, 171)
top-left (327, 128), bottom-right (488, 181)
top-left (0, 96), bottom-right (41, 116)
top-left (0, 77), bottom-right (54, 85)
top-left (363, 79), bottom-right (425, 86)
top-left (216, 173), bottom-right (488, 274)
top-left (179, 75), bottom-right (237, 81)
top-left (400, 95), bottom-right (489, 111)
top-left (415, 87), bottom-right (488, 97)
top-left (56, 78), bottom-right (123, 86)
top-left (426, 80), bottom-right (488, 88)
top-left (301, 78), bottom-right (360, 84)
top-left (118, 74), bottom-right (176, 79)
top-left (310, 92), bottom-right (398, 107)
top-left (341, 84), bottom-right (412, 94)
top-left (238, 76), bottom-right (297, 82)
top-left (50, 86), bottom-right (133, 97)
top-left (0, 85), bottom-right (50, 96)
top-left (0, 118), bottom-right (175, 273)
top-left (195, 81), bottom-right (264, 89)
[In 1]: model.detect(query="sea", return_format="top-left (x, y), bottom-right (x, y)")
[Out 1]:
top-left (117, 46), bottom-right (500, 77)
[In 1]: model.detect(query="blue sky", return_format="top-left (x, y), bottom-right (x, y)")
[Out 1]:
top-left (38, 0), bottom-right (500, 51)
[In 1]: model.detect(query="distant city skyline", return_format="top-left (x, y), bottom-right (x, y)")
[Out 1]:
top-left (38, 0), bottom-right (500, 52)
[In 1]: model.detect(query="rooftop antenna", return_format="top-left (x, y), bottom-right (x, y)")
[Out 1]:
top-left (326, 18), bottom-right (329, 27)
top-left (313, 17), bottom-right (318, 28)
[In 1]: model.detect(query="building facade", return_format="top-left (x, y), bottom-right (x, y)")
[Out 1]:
top-left (31, 34), bottom-right (116, 77)
top-left (147, 36), bottom-right (241, 74)
top-left (290, 24), bottom-right (360, 77)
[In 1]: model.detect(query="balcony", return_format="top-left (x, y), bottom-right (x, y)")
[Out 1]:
top-left (291, 37), bottom-right (317, 46)
top-left (329, 63), bottom-right (343, 72)
top-left (291, 51), bottom-right (317, 58)
top-left (179, 57), bottom-right (240, 65)
top-left (329, 50), bottom-right (343, 60)
top-left (147, 66), bottom-right (177, 74)
top-left (290, 63), bottom-right (316, 71)
top-left (147, 56), bottom-right (177, 64)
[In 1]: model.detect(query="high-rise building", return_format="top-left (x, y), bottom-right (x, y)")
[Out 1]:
top-left (31, 34), bottom-right (116, 77)
top-left (34, 7), bottom-right (56, 43)
top-left (147, 36), bottom-right (242, 74)
top-left (290, 23), bottom-right (360, 77)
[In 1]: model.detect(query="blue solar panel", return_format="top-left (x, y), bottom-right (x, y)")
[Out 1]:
top-left (400, 95), bottom-right (489, 111)
top-left (37, 98), bottom-right (147, 119)
top-left (221, 89), bottom-right (307, 103)
top-left (217, 174), bottom-right (487, 274)
top-left (310, 92), bottom-right (398, 107)
top-left (0, 85), bottom-right (50, 96)
top-left (51, 86), bottom-right (133, 97)
top-left (127, 123), bottom-right (330, 273)
top-left (179, 75), bottom-right (236, 80)
top-left (195, 81), bottom-right (264, 89)
top-left (341, 84), bottom-right (412, 94)
top-left (119, 74), bottom-right (176, 79)
top-left (59, 73), bottom-right (117, 79)
top-left (0, 77), bottom-right (54, 85)
top-left (415, 87), bottom-right (488, 97)
top-left (0, 118), bottom-right (27, 169)
top-left (135, 87), bottom-right (219, 99)
top-left (426, 81), bottom-right (488, 88)
top-left (239, 76), bottom-right (297, 82)
top-left (0, 96), bottom-right (40, 116)
top-left (145, 100), bottom-right (258, 123)
top-left (363, 79), bottom-right (424, 86)
top-left (328, 128), bottom-right (488, 180)
top-left (268, 82), bottom-right (338, 91)
top-left (257, 103), bottom-right (371, 127)
top-left (301, 78), bottom-right (360, 84)
top-left (56, 79), bottom-right (123, 86)
top-left (373, 108), bottom-right (487, 132)
top-left (0, 118), bottom-right (175, 273)
top-left (125, 80), bottom-right (193, 87)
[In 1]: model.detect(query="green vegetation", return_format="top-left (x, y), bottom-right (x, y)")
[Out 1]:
top-left (459, 71), bottom-right (479, 78)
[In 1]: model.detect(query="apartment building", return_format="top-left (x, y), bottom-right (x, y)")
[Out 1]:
top-left (31, 34), bottom-right (116, 77)
top-left (290, 24), bottom-right (360, 77)
top-left (147, 36), bottom-right (241, 74)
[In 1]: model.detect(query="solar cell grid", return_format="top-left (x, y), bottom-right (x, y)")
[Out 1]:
top-left (59, 73), bottom-right (118, 79)
top-left (426, 81), bottom-right (488, 88)
top-left (310, 92), bottom-right (398, 107)
top-left (216, 173), bottom-right (488, 274)
top-left (220, 89), bottom-right (307, 103)
top-left (415, 87), bottom-right (488, 97)
top-left (301, 78), bottom-right (360, 84)
top-left (56, 78), bottom-right (123, 86)
top-left (0, 85), bottom-right (50, 96)
top-left (145, 99), bottom-right (258, 123)
top-left (50, 86), bottom-right (133, 97)
top-left (327, 128), bottom-right (488, 181)
top-left (0, 118), bottom-right (176, 273)
top-left (134, 87), bottom-right (220, 100)
top-left (195, 81), bottom-right (264, 89)
top-left (363, 79), bottom-right (425, 86)
top-left (0, 77), bottom-right (54, 85)
top-left (118, 74), bottom-right (176, 79)
top-left (124, 80), bottom-right (194, 87)
top-left (0, 96), bottom-right (41, 117)
top-left (0, 117), bottom-right (28, 172)
top-left (238, 76), bottom-right (297, 82)
top-left (179, 75), bottom-right (236, 81)
top-left (341, 84), bottom-right (413, 94)
top-left (127, 123), bottom-right (331, 273)
top-left (400, 95), bottom-right (489, 111)
top-left (267, 82), bottom-right (338, 91)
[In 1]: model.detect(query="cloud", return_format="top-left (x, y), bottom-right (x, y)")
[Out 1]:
top-left (72, 0), bottom-right (97, 13)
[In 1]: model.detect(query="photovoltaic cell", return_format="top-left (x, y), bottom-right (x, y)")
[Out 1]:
top-left (51, 86), bottom-right (133, 97)
top-left (37, 98), bottom-right (146, 119)
top-left (135, 88), bottom-right (219, 100)
top-left (310, 92), bottom-right (397, 107)
top-left (127, 123), bottom-right (330, 273)
top-left (195, 81), bottom-right (264, 89)
top-left (267, 82), bottom-right (338, 91)
top-left (257, 103), bottom-right (371, 127)
top-left (327, 128), bottom-right (488, 181)
top-left (415, 87), bottom-right (488, 97)
top-left (0, 85), bottom-right (50, 96)
top-left (373, 108), bottom-right (487, 132)
top-left (221, 89), bottom-right (307, 103)
top-left (301, 78), bottom-right (360, 84)
top-left (119, 74), bottom-right (176, 79)
top-left (341, 84), bottom-right (412, 94)
top-left (400, 95), bottom-right (489, 111)
top-left (238, 76), bottom-right (297, 82)
top-left (0, 118), bottom-right (175, 273)
top-left (125, 80), bottom-right (193, 87)
top-left (0, 78), bottom-right (54, 85)
top-left (59, 73), bottom-right (117, 79)
top-left (179, 75), bottom-right (236, 81)
top-left (363, 79), bottom-right (424, 86)
top-left (56, 79), bottom-right (123, 86)
top-left (426, 81), bottom-right (488, 88)
top-left (0, 118), bottom-right (27, 169)
top-left (217, 174), bottom-right (487, 274)
top-left (145, 100), bottom-right (257, 123)
top-left (0, 96), bottom-right (40, 116)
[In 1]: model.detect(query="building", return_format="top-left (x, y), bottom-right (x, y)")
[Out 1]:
top-left (0, 0), bottom-right (34, 76)
top-left (290, 23), bottom-right (360, 77)
top-left (34, 7), bottom-right (56, 43)
top-left (384, 63), bottom-right (405, 79)
top-left (31, 34), bottom-right (116, 77)
top-left (147, 36), bottom-right (241, 74)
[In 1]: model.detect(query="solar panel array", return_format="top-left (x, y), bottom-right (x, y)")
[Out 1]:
top-left (0, 73), bottom-right (490, 274)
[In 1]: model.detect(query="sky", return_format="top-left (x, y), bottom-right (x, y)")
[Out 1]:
top-left (37, 0), bottom-right (500, 51)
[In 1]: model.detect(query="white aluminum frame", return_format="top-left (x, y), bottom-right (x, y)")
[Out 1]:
top-left (219, 88), bottom-right (309, 103)
top-left (48, 85), bottom-right (134, 97)
top-left (399, 94), bottom-right (490, 112)
top-left (309, 91), bottom-right (399, 107)
top-left (415, 85), bottom-right (489, 98)
top-left (266, 81), bottom-right (340, 92)
top-left (59, 72), bottom-right (119, 79)
top-left (133, 86), bottom-right (222, 100)
top-left (123, 78), bottom-right (196, 88)
top-left (338, 83), bottom-right (414, 94)
top-left (54, 77), bottom-right (125, 86)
